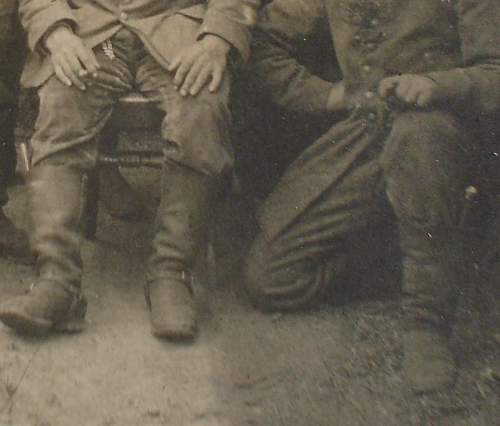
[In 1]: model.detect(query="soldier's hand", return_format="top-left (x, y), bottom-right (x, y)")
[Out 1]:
top-left (168, 35), bottom-right (231, 97)
top-left (378, 74), bottom-right (439, 108)
top-left (45, 25), bottom-right (99, 91)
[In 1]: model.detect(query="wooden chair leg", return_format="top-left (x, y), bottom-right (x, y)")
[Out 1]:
top-left (83, 168), bottom-right (100, 240)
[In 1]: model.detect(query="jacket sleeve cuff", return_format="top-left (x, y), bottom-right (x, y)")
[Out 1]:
top-left (38, 21), bottom-right (76, 54)
top-left (425, 69), bottom-right (473, 107)
top-left (26, 8), bottom-right (77, 52)
top-left (305, 77), bottom-right (336, 115)
top-left (269, 74), bottom-right (335, 115)
top-left (197, 10), bottom-right (255, 63)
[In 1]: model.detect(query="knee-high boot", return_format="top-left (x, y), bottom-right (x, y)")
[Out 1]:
top-left (399, 222), bottom-right (470, 393)
top-left (0, 165), bottom-right (87, 335)
top-left (146, 161), bottom-right (219, 340)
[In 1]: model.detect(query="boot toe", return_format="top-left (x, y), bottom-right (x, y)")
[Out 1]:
top-left (151, 316), bottom-right (197, 341)
top-left (151, 302), bottom-right (197, 341)
top-left (147, 279), bottom-right (197, 341)
top-left (0, 297), bottom-right (52, 336)
top-left (402, 329), bottom-right (456, 394)
top-left (403, 358), bottom-right (456, 394)
top-left (0, 281), bottom-right (87, 336)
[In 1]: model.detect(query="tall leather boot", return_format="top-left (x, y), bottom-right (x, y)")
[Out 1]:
top-left (399, 222), bottom-right (468, 394)
top-left (146, 161), bottom-right (219, 341)
top-left (0, 165), bottom-right (87, 335)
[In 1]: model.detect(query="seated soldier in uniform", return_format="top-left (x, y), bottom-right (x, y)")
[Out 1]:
top-left (0, 0), bottom-right (261, 341)
top-left (0, 0), bottom-right (140, 262)
top-left (246, 0), bottom-right (500, 393)
top-left (0, 0), bottom-right (29, 261)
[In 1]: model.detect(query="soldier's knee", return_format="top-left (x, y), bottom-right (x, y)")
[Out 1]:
top-left (161, 82), bottom-right (233, 177)
top-left (385, 111), bottom-right (465, 166)
top-left (167, 76), bottom-right (231, 128)
top-left (244, 238), bottom-right (328, 312)
top-left (244, 266), bottom-right (318, 312)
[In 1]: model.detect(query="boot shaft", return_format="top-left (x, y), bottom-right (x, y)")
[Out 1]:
top-left (398, 222), bottom-right (473, 328)
top-left (148, 162), bottom-right (222, 280)
top-left (29, 165), bottom-right (86, 288)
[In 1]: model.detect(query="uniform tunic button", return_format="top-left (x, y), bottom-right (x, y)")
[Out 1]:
top-left (367, 112), bottom-right (376, 121)
top-left (370, 18), bottom-right (379, 27)
top-left (120, 12), bottom-right (128, 21)
top-left (365, 91), bottom-right (375, 99)
top-left (362, 64), bottom-right (372, 73)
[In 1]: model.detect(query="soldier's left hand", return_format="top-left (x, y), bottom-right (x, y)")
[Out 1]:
top-left (378, 74), bottom-right (439, 108)
top-left (168, 35), bottom-right (231, 96)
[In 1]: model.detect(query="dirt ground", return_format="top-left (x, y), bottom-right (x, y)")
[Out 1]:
top-left (0, 162), bottom-right (499, 426)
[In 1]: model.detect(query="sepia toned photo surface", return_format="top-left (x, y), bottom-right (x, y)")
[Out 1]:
top-left (0, 1), bottom-right (499, 425)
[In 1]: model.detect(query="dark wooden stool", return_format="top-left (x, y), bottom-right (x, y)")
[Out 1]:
top-left (83, 92), bottom-right (164, 239)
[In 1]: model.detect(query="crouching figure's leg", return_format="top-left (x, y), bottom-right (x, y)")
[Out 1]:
top-left (383, 110), bottom-right (476, 393)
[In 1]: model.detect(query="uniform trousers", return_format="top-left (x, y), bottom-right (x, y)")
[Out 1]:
top-left (246, 104), bottom-right (477, 312)
top-left (31, 27), bottom-right (233, 178)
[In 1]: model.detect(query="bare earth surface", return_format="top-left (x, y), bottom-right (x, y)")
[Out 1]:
top-left (0, 166), bottom-right (499, 426)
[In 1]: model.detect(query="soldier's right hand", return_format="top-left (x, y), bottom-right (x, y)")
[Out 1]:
top-left (378, 74), bottom-right (439, 108)
top-left (44, 26), bottom-right (100, 91)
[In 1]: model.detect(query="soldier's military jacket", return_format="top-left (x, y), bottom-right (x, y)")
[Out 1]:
top-left (19, 0), bottom-right (261, 87)
top-left (251, 0), bottom-right (500, 238)
top-left (253, 0), bottom-right (500, 118)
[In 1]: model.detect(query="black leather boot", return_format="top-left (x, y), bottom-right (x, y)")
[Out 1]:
top-left (146, 162), bottom-right (219, 341)
top-left (0, 165), bottom-right (87, 335)
top-left (399, 223), bottom-right (468, 394)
